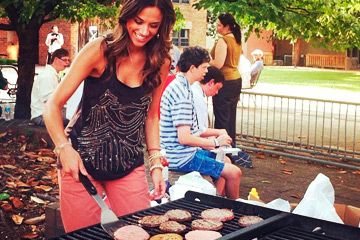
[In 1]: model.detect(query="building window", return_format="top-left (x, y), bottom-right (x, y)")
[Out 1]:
top-left (172, 29), bottom-right (189, 47)
top-left (172, 0), bottom-right (190, 3)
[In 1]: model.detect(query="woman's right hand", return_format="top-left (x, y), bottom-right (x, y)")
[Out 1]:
top-left (59, 146), bottom-right (88, 181)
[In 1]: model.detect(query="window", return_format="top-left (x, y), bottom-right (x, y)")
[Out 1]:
top-left (172, 0), bottom-right (190, 3)
top-left (172, 29), bottom-right (189, 47)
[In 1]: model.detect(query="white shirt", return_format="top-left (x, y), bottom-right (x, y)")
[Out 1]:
top-left (191, 81), bottom-right (208, 134)
top-left (45, 32), bottom-right (64, 53)
top-left (238, 55), bottom-right (252, 88)
top-left (31, 65), bottom-right (60, 119)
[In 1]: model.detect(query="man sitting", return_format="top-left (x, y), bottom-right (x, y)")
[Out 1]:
top-left (160, 46), bottom-right (242, 200)
top-left (30, 48), bottom-right (70, 126)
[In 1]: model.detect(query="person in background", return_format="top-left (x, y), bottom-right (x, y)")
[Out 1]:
top-left (160, 46), bottom-right (242, 199)
top-left (238, 54), bottom-right (252, 89)
top-left (191, 66), bottom-right (226, 137)
top-left (169, 30), bottom-right (181, 74)
top-left (250, 48), bottom-right (264, 77)
top-left (30, 48), bottom-right (70, 126)
top-left (45, 25), bottom-right (64, 64)
top-left (210, 13), bottom-right (242, 147)
top-left (43, 0), bottom-right (176, 232)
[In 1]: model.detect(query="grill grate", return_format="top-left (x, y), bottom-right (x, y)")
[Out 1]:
top-left (52, 191), bottom-right (360, 240)
top-left (260, 226), bottom-right (340, 240)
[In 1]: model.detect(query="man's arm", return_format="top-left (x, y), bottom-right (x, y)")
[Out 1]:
top-left (177, 125), bottom-right (231, 149)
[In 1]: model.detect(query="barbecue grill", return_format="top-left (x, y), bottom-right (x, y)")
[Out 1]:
top-left (52, 191), bottom-right (360, 240)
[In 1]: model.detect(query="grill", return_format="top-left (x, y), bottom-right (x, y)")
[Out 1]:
top-left (52, 191), bottom-right (360, 240)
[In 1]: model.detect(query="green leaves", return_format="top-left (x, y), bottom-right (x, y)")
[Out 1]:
top-left (194, 0), bottom-right (360, 50)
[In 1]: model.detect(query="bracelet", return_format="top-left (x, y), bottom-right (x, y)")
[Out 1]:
top-left (149, 163), bottom-right (164, 174)
top-left (147, 147), bottom-right (161, 152)
top-left (53, 142), bottom-right (72, 156)
top-left (148, 152), bottom-right (164, 165)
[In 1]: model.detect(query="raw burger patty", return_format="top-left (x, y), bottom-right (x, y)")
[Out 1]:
top-left (191, 219), bottom-right (223, 231)
top-left (159, 221), bottom-right (187, 233)
top-left (149, 233), bottom-right (183, 240)
top-left (201, 208), bottom-right (234, 222)
top-left (185, 230), bottom-right (222, 240)
top-left (139, 215), bottom-right (169, 227)
top-left (113, 225), bottom-right (150, 240)
top-left (165, 209), bottom-right (192, 222)
top-left (238, 215), bottom-right (264, 227)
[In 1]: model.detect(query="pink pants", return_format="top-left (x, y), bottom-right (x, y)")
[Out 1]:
top-left (59, 165), bottom-right (150, 232)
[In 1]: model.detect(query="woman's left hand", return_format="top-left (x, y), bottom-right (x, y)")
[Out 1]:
top-left (150, 169), bottom-right (165, 200)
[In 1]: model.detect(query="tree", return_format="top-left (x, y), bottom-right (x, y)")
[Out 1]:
top-left (0, 0), bottom-right (120, 119)
top-left (193, 0), bottom-right (360, 50)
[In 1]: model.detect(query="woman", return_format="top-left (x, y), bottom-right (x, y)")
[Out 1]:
top-left (43, 0), bottom-right (176, 232)
top-left (210, 13), bottom-right (242, 147)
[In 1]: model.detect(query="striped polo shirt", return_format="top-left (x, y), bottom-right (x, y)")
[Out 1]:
top-left (160, 73), bottom-right (200, 169)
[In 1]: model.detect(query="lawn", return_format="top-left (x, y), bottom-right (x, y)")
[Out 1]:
top-left (259, 67), bottom-right (360, 92)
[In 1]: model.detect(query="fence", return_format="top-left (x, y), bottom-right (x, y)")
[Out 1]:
top-left (305, 54), bottom-right (346, 69)
top-left (209, 91), bottom-right (360, 170)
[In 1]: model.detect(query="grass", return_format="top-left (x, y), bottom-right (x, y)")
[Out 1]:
top-left (259, 67), bottom-right (360, 92)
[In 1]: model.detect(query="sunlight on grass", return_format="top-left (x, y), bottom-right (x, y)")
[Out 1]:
top-left (259, 68), bottom-right (360, 92)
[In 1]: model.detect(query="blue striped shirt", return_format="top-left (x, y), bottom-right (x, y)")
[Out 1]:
top-left (160, 74), bottom-right (200, 169)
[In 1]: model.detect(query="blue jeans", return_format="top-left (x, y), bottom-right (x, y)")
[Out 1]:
top-left (175, 149), bottom-right (224, 179)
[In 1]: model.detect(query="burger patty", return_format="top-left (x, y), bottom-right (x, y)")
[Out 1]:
top-left (159, 221), bottom-right (187, 233)
top-left (185, 230), bottom-right (222, 240)
top-left (113, 225), bottom-right (150, 240)
top-left (191, 219), bottom-right (223, 231)
top-left (200, 208), bottom-right (234, 222)
top-left (149, 233), bottom-right (183, 240)
top-left (238, 215), bottom-right (264, 227)
top-left (138, 215), bottom-right (169, 227)
top-left (165, 209), bottom-right (192, 222)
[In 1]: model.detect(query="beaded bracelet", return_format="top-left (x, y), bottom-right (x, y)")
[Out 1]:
top-left (149, 163), bottom-right (164, 174)
top-left (148, 152), bottom-right (164, 165)
top-left (53, 142), bottom-right (72, 156)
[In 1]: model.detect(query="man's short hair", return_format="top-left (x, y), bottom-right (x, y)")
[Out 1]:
top-left (200, 66), bottom-right (225, 84)
top-left (50, 48), bottom-right (69, 64)
top-left (177, 46), bottom-right (210, 73)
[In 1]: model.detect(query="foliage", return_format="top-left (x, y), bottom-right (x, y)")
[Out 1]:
top-left (193, 0), bottom-right (360, 50)
top-left (174, 6), bottom-right (186, 31)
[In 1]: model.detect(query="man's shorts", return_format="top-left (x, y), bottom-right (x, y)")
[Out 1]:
top-left (175, 149), bottom-right (225, 179)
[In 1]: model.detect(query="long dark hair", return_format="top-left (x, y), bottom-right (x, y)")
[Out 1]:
top-left (104, 0), bottom-right (176, 93)
top-left (218, 13), bottom-right (241, 44)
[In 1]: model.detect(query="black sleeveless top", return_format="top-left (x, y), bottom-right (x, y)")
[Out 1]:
top-left (67, 64), bottom-right (151, 180)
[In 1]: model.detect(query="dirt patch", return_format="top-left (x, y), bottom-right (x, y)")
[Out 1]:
top-left (240, 153), bottom-right (360, 207)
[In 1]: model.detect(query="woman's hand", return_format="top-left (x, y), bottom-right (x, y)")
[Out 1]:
top-left (59, 146), bottom-right (88, 181)
top-left (149, 169), bottom-right (165, 200)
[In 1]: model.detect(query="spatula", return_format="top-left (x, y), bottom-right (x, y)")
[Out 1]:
top-left (79, 172), bottom-right (126, 238)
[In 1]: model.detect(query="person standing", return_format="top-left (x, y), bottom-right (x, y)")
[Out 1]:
top-left (45, 25), bottom-right (64, 64)
top-left (43, 0), bottom-right (176, 232)
top-left (210, 13), bottom-right (242, 147)
top-left (30, 48), bottom-right (70, 126)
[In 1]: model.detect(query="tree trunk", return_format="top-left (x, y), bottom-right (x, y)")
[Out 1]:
top-left (14, 26), bottom-right (40, 119)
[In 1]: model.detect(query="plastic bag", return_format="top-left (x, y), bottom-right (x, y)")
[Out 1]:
top-left (293, 173), bottom-right (343, 224)
top-left (169, 171), bottom-right (216, 201)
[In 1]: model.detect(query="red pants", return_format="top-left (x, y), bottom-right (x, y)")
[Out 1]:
top-left (59, 165), bottom-right (150, 232)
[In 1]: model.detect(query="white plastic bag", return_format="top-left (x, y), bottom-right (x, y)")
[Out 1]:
top-left (293, 173), bottom-right (343, 224)
top-left (169, 171), bottom-right (216, 201)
